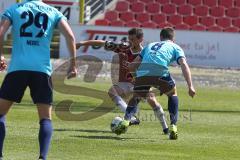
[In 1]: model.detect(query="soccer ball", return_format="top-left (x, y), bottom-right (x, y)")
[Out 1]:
top-left (110, 116), bottom-right (128, 135)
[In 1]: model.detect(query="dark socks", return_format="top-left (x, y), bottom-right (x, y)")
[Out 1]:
top-left (39, 119), bottom-right (53, 160)
top-left (124, 97), bottom-right (140, 120)
top-left (0, 115), bottom-right (5, 158)
top-left (168, 96), bottom-right (179, 125)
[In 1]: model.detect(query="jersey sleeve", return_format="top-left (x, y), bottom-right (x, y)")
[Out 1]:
top-left (175, 44), bottom-right (185, 65)
top-left (1, 5), bottom-right (15, 24)
top-left (54, 8), bottom-right (67, 27)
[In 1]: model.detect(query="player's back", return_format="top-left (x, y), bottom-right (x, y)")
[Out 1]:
top-left (2, 0), bottom-right (65, 75)
top-left (137, 41), bottom-right (185, 77)
top-left (142, 41), bottom-right (184, 65)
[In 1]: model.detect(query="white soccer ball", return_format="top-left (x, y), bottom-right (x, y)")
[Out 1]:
top-left (110, 116), bottom-right (123, 135)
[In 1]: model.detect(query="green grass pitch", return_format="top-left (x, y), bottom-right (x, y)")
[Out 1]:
top-left (1, 69), bottom-right (240, 160)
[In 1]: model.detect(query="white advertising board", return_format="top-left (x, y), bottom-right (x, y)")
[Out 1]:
top-left (60, 25), bottom-right (240, 68)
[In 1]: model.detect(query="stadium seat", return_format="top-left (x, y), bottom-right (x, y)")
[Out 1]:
top-left (194, 6), bottom-right (209, 16)
top-left (125, 0), bottom-right (138, 3)
top-left (146, 2), bottom-right (160, 14)
top-left (236, 0), bottom-right (240, 7)
top-left (183, 16), bottom-right (198, 26)
top-left (178, 4), bottom-right (193, 15)
top-left (119, 12), bottom-right (134, 22)
top-left (125, 21), bottom-right (140, 27)
top-left (161, 4), bottom-right (176, 14)
top-left (152, 14), bottom-right (166, 25)
top-left (203, 0), bottom-right (217, 7)
top-left (199, 17), bottom-right (215, 27)
top-left (224, 27), bottom-right (239, 32)
top-left (136, 13), bottom-right (150, 23)
top-left (110, 20), bottom-right (124, 27)
top-left (225, 7), bottom-right (240, 18)
top-left (232, 18), bottom-right (240, 27)
top-left (115, 1), bottom-right (129, 12)
top-left (175, 23), bottom-right (190, 30)
top-left (95, 19), bottom-right (109, 26)
top-left (158, 23), bottom-right (173, 29)
top-left (171, 0), bottom-right (185, 5)
top-left (168, 15), bottom-right (182, 25)
top-left (191, 25), bottom-right (206, 31)
top-left (187, 0), bottom-right (202, 6)
top-left (139, 0), bottom-right (155, 4)
top-left (105, 11), bottom-right (118, 21)
top-left (216, 17), bottom-right (231, 28)
top-left (207, 26), bottom-right (223, 32)
top-left (93, 0), bottom-right (240, 33)
top-left (130, 2), bottom-right (144, 13)
top-left (155, 0), bottom-right (169, 4)
top-left (141, 21), bottom-right (158, 28)
top-left (219, 0), bottom-right (233, 8)
top-left (210, 6), bottom-right (225, 17)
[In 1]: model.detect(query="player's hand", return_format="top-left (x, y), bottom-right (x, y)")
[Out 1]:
top-left (76, 42), bottom-right (82, 49)
top-left (188, 86), bottom-right (196, 98)
top-left (67, 66), bottom-right (77, 79)
top-left (104, 41), bottom-right (117, 51)
top-left (0, 56), bottom-right (7, 71)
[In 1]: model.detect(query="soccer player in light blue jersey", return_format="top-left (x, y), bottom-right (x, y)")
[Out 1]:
top-left (0, 0), bottom-right (77, 159)
top-left (121, 27), bottom-right (196, 139)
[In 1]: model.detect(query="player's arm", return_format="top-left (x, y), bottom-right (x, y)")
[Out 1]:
top-left (76, 40), bottom-right (105, 49)
top-left (128, 55), bottom-right (142, 79)
top-left (178, 57), bottom-right (196, 97)
top-left (129, 56), bottom-right (142, 73)
top-left (58, 19), bottom-right (77, 79)
top-left (0, 18), bottom-right (11, 71)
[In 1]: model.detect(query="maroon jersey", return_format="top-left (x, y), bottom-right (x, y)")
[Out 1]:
top-left (114, 48), bottom-right (139, 82)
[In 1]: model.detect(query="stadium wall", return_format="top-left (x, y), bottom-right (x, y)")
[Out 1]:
top-left (60, 25), bottom-right (240, 69)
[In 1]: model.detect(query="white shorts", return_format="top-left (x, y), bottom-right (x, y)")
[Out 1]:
top-left (113, 82), bottom-right (134, 97)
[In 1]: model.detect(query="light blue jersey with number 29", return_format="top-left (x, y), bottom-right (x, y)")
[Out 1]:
top-left (2, 0), bottom-right (66, 75)
top-left (137, 40), bottom-right (185, 77)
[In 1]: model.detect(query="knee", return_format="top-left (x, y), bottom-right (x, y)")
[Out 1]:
top-left (146, 93), bottom-right (158, 107)
top-left (166, 86), bottom-right (177, 97)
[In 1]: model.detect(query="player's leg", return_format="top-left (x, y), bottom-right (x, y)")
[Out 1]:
top-left (29, 72), bottom-right (53, 160)
top-left (0, 71), bottom-right (27, 158)
top-left (124, 93), bottom-right (141, 121)
top-left (108, 84), bottom-right (128, 112)
top-left (167, 88), bottom-right (178, 125)
top-left (146, 92), bottom-right (168, 134)
top-left (109, 83), bottom-right (141, 125)
top-left (0, 99), bottom-right (13, 158)
top-left (166, 87), bottom-right (178, 140)
top-left (124, 85), bottom-right (149, 121)
top-left (37, 104), bottom-right (52, 160)
top-left (158, 75), bottom-right (178, 139)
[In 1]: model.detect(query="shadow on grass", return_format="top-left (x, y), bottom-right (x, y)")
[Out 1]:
top-left (54, 128), bottom-right (112, 133)
top-left (71, 135), bottom-right (128, 140)
top-left (71, 135), bottom-right (148, 141)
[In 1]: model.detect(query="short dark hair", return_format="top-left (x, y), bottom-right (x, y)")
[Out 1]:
top-left (128, 28), bottom-right (143, 39)
top-left (160, 27), bottom-right (175, 40)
